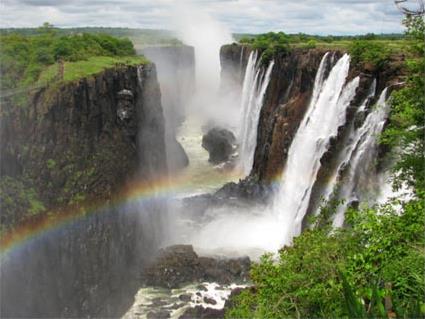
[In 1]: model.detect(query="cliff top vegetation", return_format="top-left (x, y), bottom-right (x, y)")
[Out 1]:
top-left (0, 23), bottom-right (147, 91)
top-left (238, 31), bottom-right (408, 66)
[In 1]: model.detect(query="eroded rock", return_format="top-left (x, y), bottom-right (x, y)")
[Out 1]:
top-left (202, 127), bottom-right (237, 164)
top-left (141, 245), bottom-right (250, 288)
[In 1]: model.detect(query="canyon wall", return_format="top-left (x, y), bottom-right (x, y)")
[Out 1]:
top-left (142, 46), bottom-right (195, 172)
top-left (220, 44), bottom-right (404, 220)
top-left (0, 64), bottom-right (167, 317)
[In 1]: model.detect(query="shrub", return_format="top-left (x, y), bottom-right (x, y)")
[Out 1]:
top-left (349, 40), bottom-right (390, 69)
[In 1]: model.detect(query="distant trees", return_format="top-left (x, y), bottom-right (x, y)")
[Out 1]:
top-left (349, 40), bottom-right (390, 70)
top-left (240, 32), bottom-right (290, 64)
top-left (0, 23), bottom-right (136, 90)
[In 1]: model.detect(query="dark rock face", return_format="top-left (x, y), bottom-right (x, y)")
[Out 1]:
top-left (214, 176), bottom-right (272, 204)
top-left (179, 306), bottom-right (224, 319)
top-left (219, 43), bottom-right (252, 96)
top-left (141, 245), bottom-right (251, 288)
top-left (0, 64), bottom-right (167, 318)
top-left (143, 46), bottom-right (195, 173)
top-left (219, 45), bottom-right (404, 226)
top-left (202, 127), bottom-right (237, 164)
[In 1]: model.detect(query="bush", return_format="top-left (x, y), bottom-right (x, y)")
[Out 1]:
top-left (226, 199), bottom-right (425, 318)
top-left (0, 25), bottom-right (137, 90)
top-left (239, 32), bottom-right (290, 65)
top-left (349, 40), bottom-right (390, 69)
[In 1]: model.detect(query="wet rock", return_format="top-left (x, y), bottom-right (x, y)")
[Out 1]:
top-left (147, 310), bottom-right (171, 319)
top-left (167, 136), bottom-right (189, 172)
top-left (141, 245), bottom-right (202, 288)
top-left (168, 303), bottom-right (185, 310)
top-left (197, 284), bottom-right (208, 291)
top-left (179, 294), bottom-right (192, 302)
top-left (179, 306), bottom-right (224, 319)
top-left (214, 175), bottom-right (272, 204)
top-left (202, 127), bottom-right (237, 164)
top-left (141, 245), bottom-right (251, 288)
top-left (203, 297), bottom-right (217, 305)
top-left (151, 297), bottom-right (169, 307)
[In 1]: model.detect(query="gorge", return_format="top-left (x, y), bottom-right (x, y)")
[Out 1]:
top-left (0, 28), bottom-right (408, 319)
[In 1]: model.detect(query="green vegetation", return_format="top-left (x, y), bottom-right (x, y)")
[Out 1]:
top-left (37, 55), bottom-right (147, 84)
top-left (240, 32), bottom-right (290, 64)
top-left (227, 16), bottom-right (425, 319)
top-left (238, 31), bottom-right (407, 63)
top-left (0, 26), bottom-right (183, 51)
top-left (349, 40), bottom-right (390, 70)
top-left (0, 176), bottom-right (45, 232)
top-left (0, 23), bottom-right (143, 90)
top-left (382, 15), bottom-right (425, 192)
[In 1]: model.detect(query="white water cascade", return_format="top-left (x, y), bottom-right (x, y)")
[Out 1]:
top-left (318, 79), bottom-right (377, 207)
top-left (273, 53), bottom-right (359, 246)
top-left (332, 87), bottom-right (390, 227)
top-left (238, 51), bottom-right (275, 175)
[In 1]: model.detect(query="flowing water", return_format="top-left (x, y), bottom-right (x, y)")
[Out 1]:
top-left (272, 53), bottom-right (359, 246)
top-left (317, 79), bottom-right (377, 208)
top-left (123, 282), bottom-right (246, 319)
top-left (174, 115), bottom-right (240, 196)
top-left (332, 87), bottom-right (390, 226)
top-left (238, 51), bottom-right (275, 176)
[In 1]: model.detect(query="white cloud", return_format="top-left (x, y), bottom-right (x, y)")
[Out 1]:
top-left (0, 0), bottom-right (405, 35)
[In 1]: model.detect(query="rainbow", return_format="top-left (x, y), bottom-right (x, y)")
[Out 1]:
top-left (0, 170), bottom-right (244, 258)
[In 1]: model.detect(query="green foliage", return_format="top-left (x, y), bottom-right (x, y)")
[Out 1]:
top-left (0, 176), bottom-right (45, 229)
top-left (225, 289), bottom-right (257, 319)
top-left (37, 56), bottom-right (147, 84)
top-left (382, 16), bottom-right (425, 192)
top-left (46, 159), bottom-right (56, 169)
top-left (227, 199), bottom-right (425, 318)
top-left (0, 24), bottom-right (138, 90)
top-left (240, 32), bottom-right (290, 64)
top-left (349, 40), bottom-right (390, 69)
top-left (303, 39), bottom-right (317, 49)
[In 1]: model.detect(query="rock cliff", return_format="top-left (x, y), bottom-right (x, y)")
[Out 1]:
top-left (143, 46), bottom-right (195, 172)
top-left (220, 44), bottom-right (404, 220)
top-left (0, 63), bottom-right (167, 317)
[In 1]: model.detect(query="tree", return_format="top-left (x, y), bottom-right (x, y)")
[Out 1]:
top-left (383, 15), bottom-right (425, 192)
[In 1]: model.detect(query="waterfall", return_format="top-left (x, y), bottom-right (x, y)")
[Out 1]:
top-left (273, 53), bottom-right (359, 246)
top-left (137, 65), bottom-right (144, 88)
top-left (332, 87), bottom-right (389, 227)
top-left (238, 51), bottom-right (275, 175)
top-left (318, 79), bottom-right (377, 207)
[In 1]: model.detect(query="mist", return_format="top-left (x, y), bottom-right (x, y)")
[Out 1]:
top-left (170, 2), bottom-right (240, 129)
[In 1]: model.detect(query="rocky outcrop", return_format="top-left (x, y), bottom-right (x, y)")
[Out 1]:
top-left (0, 63), bottom-right (167, 318)
top-left (202, 127), bottom-right (237, 164)
top-left (141, 245), bottom-right (251, 289)
top-left (220, 45), bottom-right (404, 183)
top-left (143, 46), bottom-right (195, 173)
top-left (219, 44), bottom-right (252, 95)
top-left (220, 44), bottom-right (404, 225)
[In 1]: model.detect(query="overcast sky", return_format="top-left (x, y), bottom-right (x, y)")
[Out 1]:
top-left (0, 0), bottom-right (407, 35)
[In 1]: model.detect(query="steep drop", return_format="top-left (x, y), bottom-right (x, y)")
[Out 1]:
top-left (273, 53), bottom-right (359, 245)
top-left (238, 51), bottom-right (274, 175)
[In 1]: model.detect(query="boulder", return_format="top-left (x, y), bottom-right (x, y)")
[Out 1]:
top-left (202, 127), bottom-right (237, 164)
top-left (178, 306), bottom-right (224, 319)
top-left (141, 245), bottom-right (250, 288)
top-left (141, 245), bottom-right (203, 288)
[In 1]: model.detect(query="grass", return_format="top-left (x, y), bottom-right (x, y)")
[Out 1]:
top-left (37, 55), bottom-right (148, 85)
top-left (290, 39), bottom-right (408, 53)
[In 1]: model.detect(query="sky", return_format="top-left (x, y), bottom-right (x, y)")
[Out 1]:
top-left (0, 0), bottom-right (408, 35)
